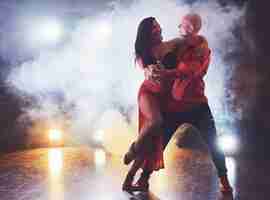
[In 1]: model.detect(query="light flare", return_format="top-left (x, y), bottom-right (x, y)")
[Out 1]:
top-left (49, 129), bottom-right (63, 142)
top-left (218, 134), bottom-right (239, 155)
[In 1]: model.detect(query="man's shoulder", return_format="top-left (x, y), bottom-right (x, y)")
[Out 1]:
top-left (196, 35), bottom-right (208, 48)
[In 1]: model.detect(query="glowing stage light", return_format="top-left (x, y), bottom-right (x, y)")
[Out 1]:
top-left (217, 134), bottom-right (239, 155)
top-left (40, 21), bottom-right (62, 41)
top-left (93, 129), bottom-right (105, 143)
top-left (98, 21), bottom-right (112, 35)
top-left (92, 21), bottom-right (112, 41)
top-left (94, 148), bottom-right (106, 167)
top-left (49, 129), bottom-right (63, 142)
top-left (30, 19), bottom-right (64, 46)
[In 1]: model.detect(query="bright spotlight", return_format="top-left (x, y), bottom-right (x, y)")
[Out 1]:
top-left (92, 21), bottom-right (112, 41)
top-left (94, 148), bottom-right (106, 167)
top-left (30, 19), bottom-right (64, 45)
top-left (98, 21), bottom-right (112, 35)
top-left (41, 21), bottom-right (62, 41)
top-left (49, 129), bottom-right (62, 142)
top-left (93, 129), bottom-right (105, 143)
top-left (217, 134), bottom-right (239, 155)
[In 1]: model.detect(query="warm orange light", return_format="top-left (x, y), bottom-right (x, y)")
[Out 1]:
top-left (49, 129), bottom-right (62, 142)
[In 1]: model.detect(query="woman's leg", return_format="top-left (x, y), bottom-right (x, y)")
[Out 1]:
top-left (123, 158), bottom-right (153, 192)
top-left (123, 91), bottom-right (163, 190)
top-left (124, 92), bottom-right (164, 164)
top-left (127, 158), bottom-right (145, 177)
top-left (123, 156), bottom-right (153, 192)
top-left (136, 92), bottom-right (164, 151)
top-left (134, 169), bottom-right (153, 191)
top-left (122, 157), bottom-right (144, 191)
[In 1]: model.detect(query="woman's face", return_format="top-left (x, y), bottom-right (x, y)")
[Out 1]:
top-left (151, 20), bottom-right (163, 44)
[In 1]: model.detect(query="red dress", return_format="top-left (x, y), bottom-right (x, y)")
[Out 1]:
top-left (138, 79), bottom-right (165, 171)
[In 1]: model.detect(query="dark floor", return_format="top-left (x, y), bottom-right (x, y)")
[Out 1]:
top-left (0, 143), bottom-right (268, 200)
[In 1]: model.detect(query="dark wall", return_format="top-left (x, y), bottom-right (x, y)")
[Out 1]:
top-left (0, 58), bottom-right (27, 153)
top-left (239, 0), bottom-right (270, 155)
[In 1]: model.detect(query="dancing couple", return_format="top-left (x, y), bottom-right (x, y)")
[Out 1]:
top-left (122, 13), bottom-right (233, 195)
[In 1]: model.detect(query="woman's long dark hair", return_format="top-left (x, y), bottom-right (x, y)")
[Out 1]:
top-left (135, 17), bottom-right (156, 67)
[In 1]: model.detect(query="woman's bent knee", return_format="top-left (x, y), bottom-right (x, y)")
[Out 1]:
top-left (148, 117), bottom-right (163, 135)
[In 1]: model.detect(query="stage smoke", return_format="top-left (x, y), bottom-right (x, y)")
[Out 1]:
top-left (6, 0), bottom-right (246, 152)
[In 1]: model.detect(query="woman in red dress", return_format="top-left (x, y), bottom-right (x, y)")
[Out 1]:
top-left (122, 17), bottom-right (183, 192)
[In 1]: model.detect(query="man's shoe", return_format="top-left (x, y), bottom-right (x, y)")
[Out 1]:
top-left (219, 175), bottom-right (233, 194)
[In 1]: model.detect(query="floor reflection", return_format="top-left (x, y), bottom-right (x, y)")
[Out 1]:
top-left (0, 147), bottom-right (267, 200)
top-left (225, 157), bottom-right (237, 190)
top-left (48, 148), bottom-right (63, 176)
top-left (48, 148), bottom-right (64, 200)
top-left (94, 148), bottom-right (106, 168)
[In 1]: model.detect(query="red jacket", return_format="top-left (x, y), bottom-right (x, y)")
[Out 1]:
top-left (166, 35), bottom-right (210, 112)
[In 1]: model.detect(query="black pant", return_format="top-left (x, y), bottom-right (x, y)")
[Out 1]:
top-left (162, 103), bottom-right (227, 177)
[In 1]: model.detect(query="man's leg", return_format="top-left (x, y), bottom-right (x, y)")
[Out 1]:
top-left (193, 105), bottom-right (227, 177)
top-left (162, 111), bottom-right (186, 150)
top-left (193, 104), bottom-right (232, 193)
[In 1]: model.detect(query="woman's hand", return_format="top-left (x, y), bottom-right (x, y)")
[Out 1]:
top-left (145, 63), bottom-right (189, 82)
top-left (144, 64), bottom-right (163, 82)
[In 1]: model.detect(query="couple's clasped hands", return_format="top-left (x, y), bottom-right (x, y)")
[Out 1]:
top-left (144, 63), bottom-right (166, 83)
top-left (144, 63), bottom-right (187, 83)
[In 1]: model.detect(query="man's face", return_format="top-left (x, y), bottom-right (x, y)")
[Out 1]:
top-left (178, 19), bottom-right (194, 37)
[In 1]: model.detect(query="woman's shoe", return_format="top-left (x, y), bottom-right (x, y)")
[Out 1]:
top-left (122, 173), bottom-right (134, 193)
top-left (219, 175), bottom-right (233, 194)
top-left (124, 142), bottom-right (137, 165)
top-left (132, 172), bottom-right (150, 192)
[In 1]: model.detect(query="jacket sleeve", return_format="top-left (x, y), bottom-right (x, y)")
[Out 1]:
top-left (177, 36), bottom-right (211, 78)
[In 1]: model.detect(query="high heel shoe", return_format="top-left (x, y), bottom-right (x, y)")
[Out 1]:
top-left (124, 142), bottom-right (137, 165)
top-left (122, 173), bottom-right (134, 193)
top-left (132, 171), bottom-right (150, 192)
